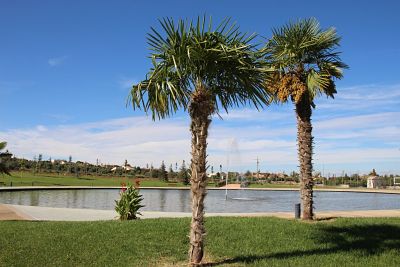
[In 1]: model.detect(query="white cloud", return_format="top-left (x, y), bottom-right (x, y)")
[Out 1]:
top-left (316, 83), bottom-right (400, 111)
top-left (217, 108), bottom-right (291, 122)
top-left (36, 125), bottom-right (47, 132)
top-left (48, 56), bottom-right (68, 67)
top-left (0, 116), bottom-right (190, 166)
top-left (1, 83), bottom-right (399, 175)
top-left (315, 112), bottom-right (400, 130)
top-left (338, 84), bottom-right (400, 101)
top-left (0, 80), bottom-right (35, 95)
top-left (1, 110), bottom-right (399, 175)
top-left (316, 147), bottom-right (400, 164)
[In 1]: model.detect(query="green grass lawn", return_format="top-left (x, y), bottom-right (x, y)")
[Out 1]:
top-left (1, 172), bottom-right (189, 187)
top-left (1, 217), bottom-right (399, 266)
top-left (0, 173), bottom-right (381, 191)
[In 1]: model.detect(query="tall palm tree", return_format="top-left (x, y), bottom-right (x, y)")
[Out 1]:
top-left (265, 18), bottom-right (348, 220)
top-left (129, 16), bottom-right (269, 265)
top-left (0, 142), bottom-right (11, 175)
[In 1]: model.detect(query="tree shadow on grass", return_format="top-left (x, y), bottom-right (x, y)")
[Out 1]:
top-left (204, 223), bottom-right (400, 266)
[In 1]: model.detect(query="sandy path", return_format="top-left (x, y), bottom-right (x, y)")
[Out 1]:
top-left (0, 204), bottom-right (30, 220)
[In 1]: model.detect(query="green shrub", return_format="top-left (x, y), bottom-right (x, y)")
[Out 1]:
top-left (115, 183), bottom-right (144, 220)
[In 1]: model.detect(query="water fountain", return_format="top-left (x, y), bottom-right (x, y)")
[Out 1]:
top-left (223, 138), bottom-right (272, 202)
top-left (224, 138), bottom-right (241, 199)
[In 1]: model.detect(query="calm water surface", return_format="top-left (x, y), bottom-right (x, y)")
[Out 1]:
top-left (0, 189), bottom-right (399, 212)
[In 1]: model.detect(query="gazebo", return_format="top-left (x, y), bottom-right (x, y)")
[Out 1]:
top-left (367, 175), bottom-right (383, 189)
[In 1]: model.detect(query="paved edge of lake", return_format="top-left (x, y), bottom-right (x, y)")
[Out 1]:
top-left (1, 204), bottom-right (400, 221)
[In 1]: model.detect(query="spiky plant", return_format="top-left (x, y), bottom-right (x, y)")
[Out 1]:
top-left (115, 183), bottom-right (144, 220)
top-left (265, 18), bottom-right (348, 220)
top-left (129, 16), bottom-right (269, 265)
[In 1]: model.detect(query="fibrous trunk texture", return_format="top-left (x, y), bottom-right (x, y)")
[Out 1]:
top-left (296, 97), bottom-right (314, 220)
top-left (188, 86), bottom-right (213, 265)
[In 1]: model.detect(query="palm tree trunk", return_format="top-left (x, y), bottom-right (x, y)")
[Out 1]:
top-left (188, 88), bottom-right (213, 265)
top-left (295, 98), bottom-right (314, 220)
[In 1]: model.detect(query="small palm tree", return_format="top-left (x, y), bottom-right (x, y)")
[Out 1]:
top-left (0, 142), bottom-right (11, 175)
top-left (129, 16), bottom-right (269, 265)
top-left (265, 18), bottom-right (348, 220)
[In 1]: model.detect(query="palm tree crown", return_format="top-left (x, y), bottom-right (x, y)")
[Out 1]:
top-left (129, 16), bottom-right (269, 119)
top-left (265, 18), bottom-right (348, 106)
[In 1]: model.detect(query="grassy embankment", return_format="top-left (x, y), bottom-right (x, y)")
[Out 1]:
top-left (1, 172), bottom-right (370, 190)
top-left (0, 171), bottom-right (188, 187)
top-left (1, 217), bottom-right (399, 266)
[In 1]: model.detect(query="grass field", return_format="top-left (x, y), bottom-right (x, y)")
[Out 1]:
top-left (1, 217), bottom-right (399, 266)
top-left (0, 172), bottom-right (372, 191)
top-left (1, 172), bottom-right (189, 187)
top-left (1, 172), bottom-right (297, 189)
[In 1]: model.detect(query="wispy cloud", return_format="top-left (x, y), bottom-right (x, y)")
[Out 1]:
top-left (0, 80), bottom-right (35, 95)
top-left (48, 56), bottom-right (68, 67)
top-left (0, 110), bottom-right (399, 174)
top-left (1, 83), bottom-right (399, 175)
top-left (316, 83), bottom-right (400, 111)
top-left (47, 113), bottom-right (72, 123)
top-left (316, 112), bottom-right (399, 131)
top-left (338, 84), bottom-right (400, 101)
top-left (217, 108), bottom-right (293, 123)
top-left (0, 116), bottom-right (190, 166)
top-left (117, 76), bottom-right (137, 90)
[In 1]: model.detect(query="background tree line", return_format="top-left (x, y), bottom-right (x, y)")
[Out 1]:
top-left (0, 150), bottom-right (192, 183)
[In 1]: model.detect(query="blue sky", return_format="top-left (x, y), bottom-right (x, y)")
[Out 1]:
top-left (0, 0), bottom-right (399, 175)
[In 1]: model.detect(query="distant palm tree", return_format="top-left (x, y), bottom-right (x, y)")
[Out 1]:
top-left (129, 16), bottom-right (269, 265)
top-left (265, 18), bottom-right (348, 220)
top-left (0, 142), bottom-right (11, 175)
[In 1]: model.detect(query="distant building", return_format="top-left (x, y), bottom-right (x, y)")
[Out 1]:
top-left (207, 172), bottom-right (217, 178)
top-left (367, 175), bottom-right (383, 189)
top-left (394, 176), bottom-right (400, 186)
top-left (252, 172), bottom-right (268, 179)
top-left (52, 159), bottom-right (66, 165)
top-left (122, 165), bottom-right (133, 171)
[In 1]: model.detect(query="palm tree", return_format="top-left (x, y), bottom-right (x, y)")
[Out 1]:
top-left (265, 18), bottom-right (348, 220)
top-left (129, 16), bottom-right (269, 265)
top-left (0, 142), bottom-right (11, 175)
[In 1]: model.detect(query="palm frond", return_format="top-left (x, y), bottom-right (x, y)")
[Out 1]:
top-left (265, 18), bottom-right (347, 103)
top-left (129, 16), bottom-right (271, 119)
top-left (0, 141), bottom-right (11, 175)
top-left (306, 69), bottom-right (331, 98)
top-left (0, 142), bottom-right (6, 151)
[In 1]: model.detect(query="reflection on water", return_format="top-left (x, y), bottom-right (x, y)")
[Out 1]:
top-left (29, 192), bottom-right (39, 206)
top-left (159, 189), bottom-right (166, 211)
top-left (0, 189), bottom-right (400, 213)
top-left (179, 190), bottom-right (188, 212)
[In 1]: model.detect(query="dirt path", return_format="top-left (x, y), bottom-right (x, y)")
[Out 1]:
top-left (219, 184), bottom-right (241, 189)
top-left (0, 204), bottom-right (29, 220)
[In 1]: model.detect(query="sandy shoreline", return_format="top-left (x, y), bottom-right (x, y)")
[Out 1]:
top-left (1, 203), bottom-right (400, 221)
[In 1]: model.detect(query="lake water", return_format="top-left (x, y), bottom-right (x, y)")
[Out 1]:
top-left (0, 189), bottom-right (399, 212)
